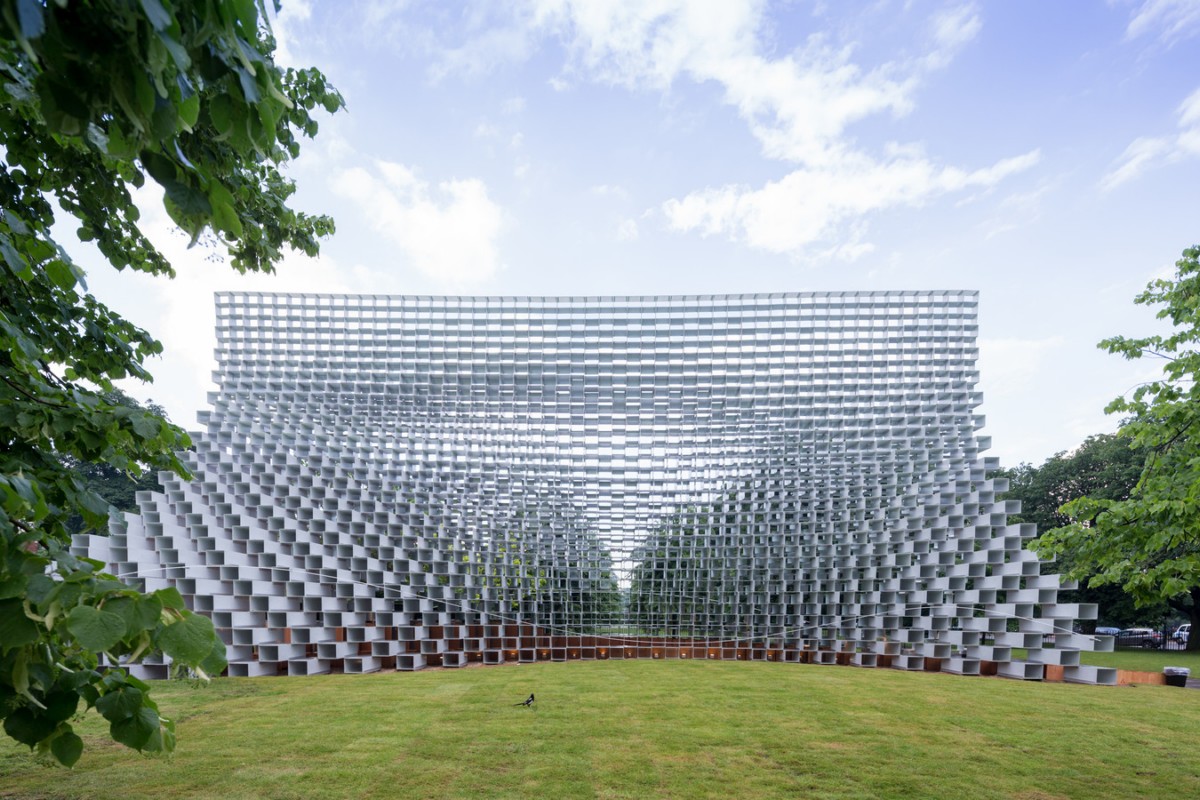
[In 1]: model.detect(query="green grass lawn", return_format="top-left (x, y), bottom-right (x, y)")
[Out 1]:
top-left (2, 661), bottom-right (1197, 800)
top-left (1081, 648), bottom-right (1200, 673)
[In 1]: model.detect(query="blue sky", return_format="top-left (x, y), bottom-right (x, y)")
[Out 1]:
top-left (84, 0), bottom-right (1200, 468)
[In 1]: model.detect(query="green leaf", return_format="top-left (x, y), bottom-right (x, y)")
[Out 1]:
top-left (95, 685), bottom-right (143, 722)
top-left (75, 489), bottom-right (113, 521)
top-left (24, 575), bottom-right (56, 607)
top-left (65, 606), bottom-right (127, 652)
top-left (140, 150), bottom-right (176, 186)
top-left (198, 635), bottom-right (228, 676)
top-left (153, 587), bottom-right (185, 610)
top-left (110, 706), bottom-right (159, 751)
top-left (79, 683), bottom-right (100, 710)
top-left (209, 183), bottom-right (243, 238)
top-left (100, 596), bottom-right (139, 634)
top-left (3, 707), bottom-right (55, 747)
top-left (151, 96), bottom-right (179, 140)
top-left (52, 582), bottom-right (81, 612)
top-left (5, 474), bottom-right (38, 505)
top-left (134, 71), bottom-right (156, 117)
top-left (179, 93), bottom-right (200, 130)
top-left (143, 712), bottom-right (175, 753)
top-left (11, 651), bottom-right (30, 697)
top-left (50, 729), bottom-right (83, 767)
top-left (230, 0), bottom-right (259, 32)
top-left (157, 612), bottom-right (215, 665)
top-left (0, 573), bottom-right (30, 602)
top-left (103, 594), bottom-right (161, 634)
top-left (130, 411), bottom-right (160, 438)
top-left (45, 260), bottom-right (78, 290)
top-left (59, 668), bottom-right (101, 695)
top-left (0, 234), bottom-right (25, 275)
top-left (41, 77), bottom-right (91, 127)
top-left (209, 94), bottom-right (234, 138)
top-left (0, 599), bottom-right (39, 653)
top-left (134, 595), bottom-right (164, 629)
top-left (163, 179), bottom-right (212, 218)
top-left (3, 209), bottom-right (30, 235)
top-left (163, 37), bottom-right (192, 73)
top-left (42, 691), bottom-right (80, 724)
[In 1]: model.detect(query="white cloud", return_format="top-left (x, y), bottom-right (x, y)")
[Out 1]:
top-left (268, 0), bottom-right (313, 69)
top-left (1126, 0), bottom-right (1200, 45)
top-left (924, 3), bottom-right (983, 70)
top-left (531, 0), bottom-right (988, 170)
top-left (1101, 85), bottom-right (1200, 190)
top-left (355, 2), bottom-right (1027, 256)
top-left (534, 0), bottom-right (916, 168)
top-left (1181, 86), bottom-right (1200, 124)
top-left (616, 218), bottom-right (639, 241)
top-left (976, 179), bottom-right (1054, 239)
top-left (523, 0), bottom-right (1033, 255)
top-left (590, 183), bottom-right (630, 199)
top-left (1101, 136), bottom-right (1174, 190)
top-left (428, 8), bottom-right (543, 80)
top-left (822, 239), bottom-right (875, 262)
top-left (663, 150), bottom-right (1040, 254)
top-left (932, 3), bottom-right (983, 49)
top-left (536, 0), bottom-right (760, 89)
top-left (999, 182), bottom-right (1054, 213)
top-left (331, 162), bottom-right (503, 286)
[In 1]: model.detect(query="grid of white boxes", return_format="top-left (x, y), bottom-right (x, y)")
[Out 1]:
top-left (75, 291), bottom-right (1116, 684)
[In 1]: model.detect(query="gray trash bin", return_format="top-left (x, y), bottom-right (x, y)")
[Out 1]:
top-left (1163, 667), bottom-right (1190, 687)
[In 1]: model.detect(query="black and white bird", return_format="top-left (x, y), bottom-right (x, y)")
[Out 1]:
top-left (514, 692), bottom-right (535, 707)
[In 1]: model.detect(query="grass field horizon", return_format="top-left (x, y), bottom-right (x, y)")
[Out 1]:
top-left (3, 660), bottom-right (1197, 799)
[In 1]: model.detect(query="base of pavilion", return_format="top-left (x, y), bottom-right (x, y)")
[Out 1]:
top-left (120, 626), bottom-right (1119, 686)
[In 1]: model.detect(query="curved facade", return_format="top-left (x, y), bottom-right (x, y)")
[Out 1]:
top-left (77, 291), bottom-right (1114, 683)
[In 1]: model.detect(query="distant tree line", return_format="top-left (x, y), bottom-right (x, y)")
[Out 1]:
top-left (993, 433), bottom-right (1169, 630)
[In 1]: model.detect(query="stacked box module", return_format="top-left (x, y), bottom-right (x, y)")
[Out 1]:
top-left (74, 291), bottom-right (1114, 684)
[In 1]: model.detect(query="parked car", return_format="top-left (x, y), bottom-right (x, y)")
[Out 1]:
top-left (1117, 628), bottom-right (1163, 649)
top-left (1173, 623), bottom-right (1190, 645)
top-left (1094, 626), bottom-right (1121, 637)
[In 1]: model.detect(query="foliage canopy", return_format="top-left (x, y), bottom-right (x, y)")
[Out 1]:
top-left (1034, 246), bottom-right (1200, 648)
top-left (996, 433), bottom-right (1162, 629)
top-left (0, 0), bottom-right (342, 765)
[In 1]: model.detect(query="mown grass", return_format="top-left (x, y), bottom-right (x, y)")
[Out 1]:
top-left (2, 661), bottom-right (1197, 800)
top-left (1081, 648), bottom-right (1200, 673)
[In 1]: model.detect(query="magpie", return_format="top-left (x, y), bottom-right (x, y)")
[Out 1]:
top-left (514, 692), bottom-right (535, 707)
